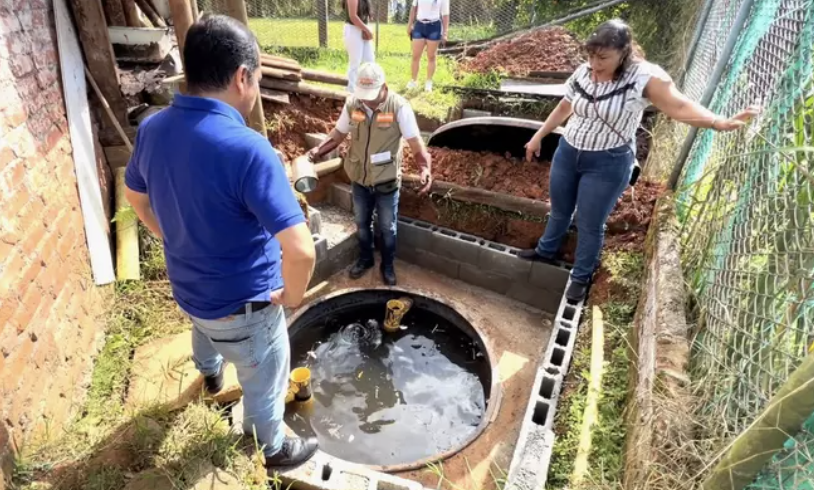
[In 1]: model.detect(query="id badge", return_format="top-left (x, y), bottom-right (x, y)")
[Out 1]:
top-left (376, 112), bottom-right (394, 128)
top-left (371, 151), bottom-right (393, 166)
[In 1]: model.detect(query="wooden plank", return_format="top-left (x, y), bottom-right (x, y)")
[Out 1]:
top-left (102, 0), bottom-right (127, 26)
top-left (260, 88), bottom-right (290, 105)
top-left (260, 78), bottom-right (348, 101)
top-left (114, 168), bottom-right (141, 281)
top-left (67, 0), bottom-right (129, 127)
top-left (122, 0), bottom-right (146, 27)
top-left (261, 66), bottom-right (301, 81)
top-left (167, 0), bottom-right (193, 68)
top-left (223, 0), bottom-right (266, 137)
top-left (301, 68), bottom-right (348, 87)
top-left (261, 58), bottom-right (302, 72)
top-left (55, 0), bottom-right (116, 285)
top-left (136, 0), bottom-right (166, 27)
top-left (104, 145), bottom-right (132, 168)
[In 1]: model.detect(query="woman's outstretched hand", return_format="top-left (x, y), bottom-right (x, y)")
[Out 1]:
top-left (713, 105), bottom-right (761, 131)
top-left (525, 137), bottom-right (542, 162)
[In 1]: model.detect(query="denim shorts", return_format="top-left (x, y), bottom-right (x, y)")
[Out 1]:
top-left (411, 20), bottom-right (442, 41)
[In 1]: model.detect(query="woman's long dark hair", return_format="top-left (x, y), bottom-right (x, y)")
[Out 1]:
top-left (585, 19), bottom-right (642, 79)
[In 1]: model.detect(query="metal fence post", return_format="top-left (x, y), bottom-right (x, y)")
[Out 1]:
top-left (679, 0), bottom-right (715, 88)
top-left (667, 0), bottom-right (757, 190)
top-left (317, 0), bottom-right (329, 48)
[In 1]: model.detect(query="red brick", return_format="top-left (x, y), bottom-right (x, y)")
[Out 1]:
top-left (1, 157), bottom-right (25, 190)
top-left (30, 330), bottom-right (55, 370)
top-left (0, 337), bottom-right (32, 394)
top-left (18, 257), bottom-right (42, 290)
top-left (31, 9), bottom-right (46, 29)
top-left (0, 248), bottom-right (26, 296)
top-left (6, 186), bottom-right (29, 217)
top-left (1, 13), bottom-right (22, 34)
top-left (5, 105), bottom-right (27, 129)
top-left (9, 53), bottom-right (33, 78)
top-left (57, 228), bottom-right (76, 259)
top-left (0, 294), bottom-right (16, 331)
top-left (15, 9), bottom-right (32, 30)
top-left (43, 125), bottom-right (61, 152)
top-left (19, 221), bottom-right (46, 256)
top-left (0, 145), bottom-right (14, 168)
top-left (8, 125), bottom-right (36, 158)
top-left (18, 195), bottom-right (44, 223)
top-left (12, 286), bottom-right (44, 334)
top-left (6, 31), bottom-right (31, 56)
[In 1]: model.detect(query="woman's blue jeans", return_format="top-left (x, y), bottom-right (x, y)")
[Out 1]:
top-left (535, 138), bottom-right (634, 284)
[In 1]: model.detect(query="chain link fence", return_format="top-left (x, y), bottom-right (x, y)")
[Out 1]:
top-left (672, 0), bottom-right (814, 486)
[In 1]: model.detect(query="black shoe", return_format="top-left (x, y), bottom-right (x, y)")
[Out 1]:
top-left (381, 265), bottom-right (397, 286)
top-left (566, 281), bottom-right (589, 303)
top-left (204, 364), bottom-right (224, 394)
top-left (265, 437), bottom-right (319, 470)
top-left (349, 259), bottom-right (374, 279)
top-left (517, 249), bottom-right (559, 265)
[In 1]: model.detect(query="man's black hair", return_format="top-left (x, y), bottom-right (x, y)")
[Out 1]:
top-left (184, 14), bottom-right (259, 93)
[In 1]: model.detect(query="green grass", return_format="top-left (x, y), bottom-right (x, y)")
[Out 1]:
top-left (266, 45), bottom-right (463, 121)
top-left (249, 18), bottom-right (495, 54)
top-left (12, 226), bottom-right (268, 490)
top-left (548, 251), bottom-right (644, 489)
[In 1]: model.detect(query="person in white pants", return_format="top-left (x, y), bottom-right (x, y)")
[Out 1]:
top-left (344, 0), bottom-right (375, 93)
top-left (407, 0), bottom-right (450, 92)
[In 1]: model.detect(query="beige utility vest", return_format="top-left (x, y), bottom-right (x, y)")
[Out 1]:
top-left (343, 92), bottom-right (407, 187)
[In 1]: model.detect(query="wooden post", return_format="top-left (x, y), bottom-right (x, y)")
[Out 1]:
top-left (102, 0), bottom-right (127, 26)
top-left (114, 168), bottom-right (141, 281)
top-left (222, 0), bottom-right (267, 138)
top-left (701, 353), bottom-right (814, 490)
top-left (317, 0), bottom-right (328, 48)
top-left (121, 0), bottom-right (145, 27)
top-left (168, 0), bottom-right (194, 67)
top-left (67, 0), bottom-right (129, 128)
top-left (189, 0), bottom-right (199, 20)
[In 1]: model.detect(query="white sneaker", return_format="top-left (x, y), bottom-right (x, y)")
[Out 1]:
top-left (425, 81), bottom-right (433, 92)
top-left (406, 80), bottom-right (418, 90)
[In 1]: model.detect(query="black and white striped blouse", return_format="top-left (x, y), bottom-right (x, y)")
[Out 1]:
top-left (563, 61), bottom-right (671, 151)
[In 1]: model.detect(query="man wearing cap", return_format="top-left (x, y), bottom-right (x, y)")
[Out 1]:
top-left (309, 63), bottom-right (432, 286)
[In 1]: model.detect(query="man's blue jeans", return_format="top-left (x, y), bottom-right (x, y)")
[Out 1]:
top-left (352, 183), bottom-right (399, 268)
top-left (536, 139), bottom-right (634, 284)
top-left (189, 304), bottom-right (289, 457)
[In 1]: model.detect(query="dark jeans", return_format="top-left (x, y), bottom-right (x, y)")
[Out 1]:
top-left (536, 139), bottom-right (634, 283)
top-left (352, 183), bottom-right (399, 268)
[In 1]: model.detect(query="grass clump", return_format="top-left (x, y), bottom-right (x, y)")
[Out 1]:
top-left (548, 251), bottom-right (644, 489)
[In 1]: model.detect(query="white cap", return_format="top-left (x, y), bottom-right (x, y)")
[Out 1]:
top-left (355, 63), bottom-right (386, 101)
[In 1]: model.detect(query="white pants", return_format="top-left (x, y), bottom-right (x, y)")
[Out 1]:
top-left (344, 23), bottom-right (375, 93)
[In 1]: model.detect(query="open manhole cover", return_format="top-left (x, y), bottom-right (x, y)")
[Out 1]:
top-left (285, 289), bottom-right (498, 471)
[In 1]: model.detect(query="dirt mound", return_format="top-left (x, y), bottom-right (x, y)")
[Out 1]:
top-left (265, 94), bottom-right (344, 162)
top-left (464, 27), bottom-right (585, 76)
top-left (403, 147), bottom-right (550, 200)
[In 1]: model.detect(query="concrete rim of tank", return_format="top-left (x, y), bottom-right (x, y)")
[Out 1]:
top-left (285, 286), bottom-right (502, 473)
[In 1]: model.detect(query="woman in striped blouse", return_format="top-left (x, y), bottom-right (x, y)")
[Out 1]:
top-left (520, 19), bottom-right (759, 302)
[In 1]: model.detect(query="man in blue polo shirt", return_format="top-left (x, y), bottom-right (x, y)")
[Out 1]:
top-left (125, 15), bottom-right (318, 470)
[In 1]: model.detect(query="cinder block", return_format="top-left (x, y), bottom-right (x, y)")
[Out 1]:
top-left (529, 261), bottom-right (570, 291)
top-left (415, 250), bottom-right (460, 279)
top-left (312, 234), bottom-right (328, 261)
top-left (539, 375), bottom-right (560, 400)
top-left (506, 283), bottom-right (561, 314)
top-left (307, 206), bottom-right (322, 235)
top-left (330, 183), bottom-right (354, 212)
top-left (396, 218), bottom-right (435, 251)
top-left (459, 263), bottom-right (513, 295)
top-left (396, 241), bottom-right (419, 264)
top-left (431, 227), bottom-right (482, 264)
top-left (304, 132), bottom-right (327, 149)
top-left (462, 108), bottom-right (492, 119)
top-left (477, 242), bottom-right (532, 281)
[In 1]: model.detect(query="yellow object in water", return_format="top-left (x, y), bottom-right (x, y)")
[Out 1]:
top-left (384, 297), bottom-right (413, 332)
top-left (286, 367), bottom-right (313, 404)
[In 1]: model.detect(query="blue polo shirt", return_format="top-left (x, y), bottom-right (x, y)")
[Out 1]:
top-left (125, 94), bottom-right (305, 320)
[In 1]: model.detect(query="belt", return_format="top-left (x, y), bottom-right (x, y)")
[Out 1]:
top-left (230, 301), bottom-right (272, 316)
top-left (418, 19), bottom-right (440, 23)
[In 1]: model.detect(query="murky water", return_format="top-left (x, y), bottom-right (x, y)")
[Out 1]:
top-left (285, 305), bottom-right (490, 467)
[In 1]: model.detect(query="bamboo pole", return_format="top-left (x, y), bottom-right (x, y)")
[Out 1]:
top-left (121, 0), bottom-right (147, 27)
top-left (135, 0), bottom-right (166, 27)
top-left (222, 0), bottom-right (266, 137)
top-left (701, 352), bottom-right (814, 490)
top-left (301, 69), bottom-right (349, 87)
top-left (114, 168), bottom-right (141, 281)
top-left (261, 66), bottom-right (301, 81)
top-left (85, 66), bottom-right (133, 151)
top-left (572, 306), bottom-right (605, 486)
top-left (259, 78), bottom-right (348, 101)
top-left (189, 0), bottom-right (199, 20)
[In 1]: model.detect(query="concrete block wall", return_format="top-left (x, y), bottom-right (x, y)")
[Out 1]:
top-left (0, 0), bottom-right (110, 482)
top-left (397, 217), bottom-right (571, 314)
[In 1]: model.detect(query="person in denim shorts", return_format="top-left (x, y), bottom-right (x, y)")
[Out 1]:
top-left (407, 0), bottom-right (450, 92)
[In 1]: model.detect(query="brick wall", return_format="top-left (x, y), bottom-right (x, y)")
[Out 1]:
top-left (0, 0), bottom-right (111, 484)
